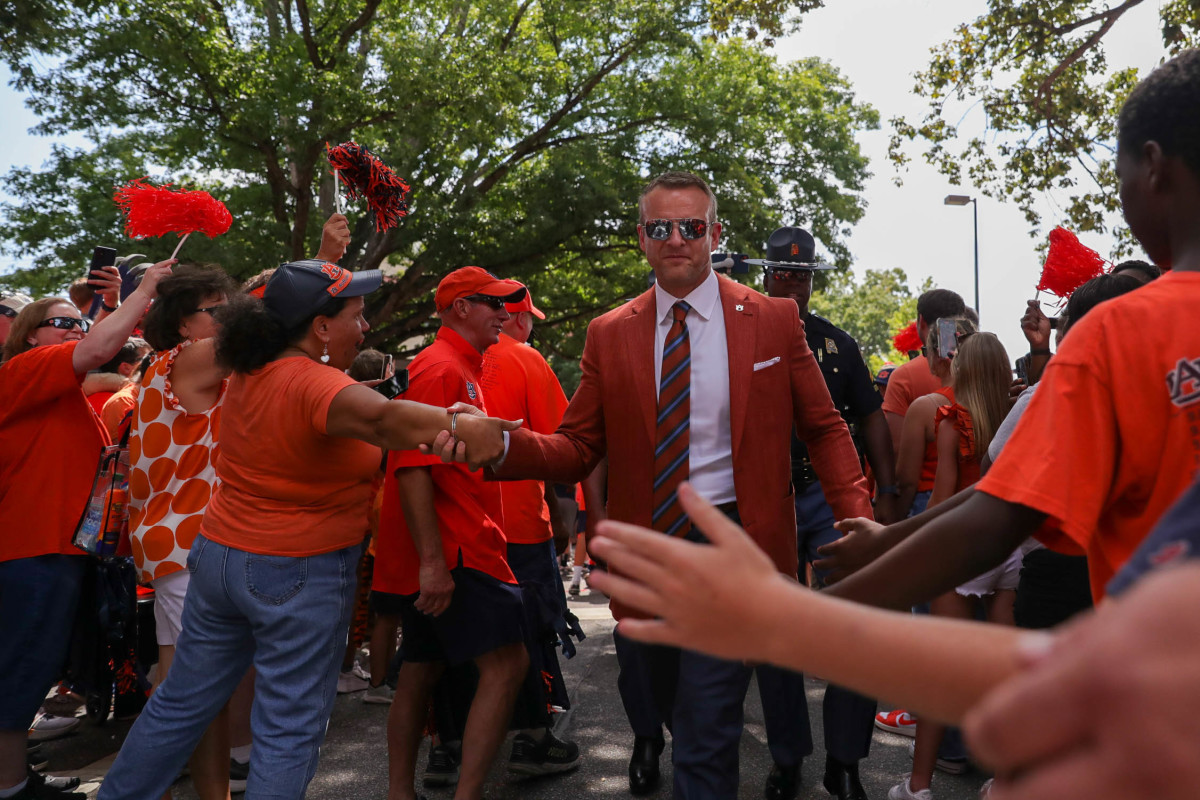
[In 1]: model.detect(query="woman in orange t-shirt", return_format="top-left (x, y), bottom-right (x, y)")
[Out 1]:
top-left (99, 259), bottom-right (518, 800)
top-left (0, 260), bottom-right (173, 798)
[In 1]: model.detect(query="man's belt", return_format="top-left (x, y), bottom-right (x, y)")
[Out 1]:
top-left (792, 458), bottom-right (819, 491)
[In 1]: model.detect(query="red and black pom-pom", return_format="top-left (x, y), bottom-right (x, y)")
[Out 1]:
top-left (1037, 227), bottom-right (1108, 300)
top-left (114, 178), bottom-right (232, 239)
top-left (893, 320), bottom-right (923, 354)
top-left (327, 141), bottom-right (412, 232)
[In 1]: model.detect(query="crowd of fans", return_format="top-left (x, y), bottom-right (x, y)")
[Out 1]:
top-left (0, 44), bottom-right (1198, 800)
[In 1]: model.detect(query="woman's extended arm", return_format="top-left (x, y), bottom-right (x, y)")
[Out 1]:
top-left (325, 383), bottom-right (520, 469)
top-left (73, 260), bottom-right (174, 376)
top-left (588, 483), bottom-right (1030, 725)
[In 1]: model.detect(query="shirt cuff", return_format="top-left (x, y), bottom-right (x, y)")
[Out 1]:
top-left (492, 430), bottom-right (511, 468)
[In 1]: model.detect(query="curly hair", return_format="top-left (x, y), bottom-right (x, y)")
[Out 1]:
top-left (140, 263), bottom-right (236, 352)
top-left (214, 293), bottom-right (347, 374)
top-left (1118, 49), bottom-right (1200, 176)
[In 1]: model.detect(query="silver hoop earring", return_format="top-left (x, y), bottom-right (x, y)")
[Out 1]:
top-left (320, 343), bottom-right (330, 364)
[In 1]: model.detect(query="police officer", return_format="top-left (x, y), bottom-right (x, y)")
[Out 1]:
top-left (748, 226), bottom-right (899, 800)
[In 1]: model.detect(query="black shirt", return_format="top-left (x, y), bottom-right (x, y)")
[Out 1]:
top-left (790, 312), bottom-right (881, 478)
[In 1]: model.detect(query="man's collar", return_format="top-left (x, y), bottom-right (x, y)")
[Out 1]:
top-left (655, 269), bottom-right (720, 323)
top-left (436, 325), bottom-right (485, 369)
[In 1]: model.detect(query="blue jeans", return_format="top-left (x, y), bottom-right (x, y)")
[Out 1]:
top-left (98, 534), bottom-right (362, 800)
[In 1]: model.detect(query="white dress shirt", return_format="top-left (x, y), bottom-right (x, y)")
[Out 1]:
top-left (653, 269), bottom-right (736, 505)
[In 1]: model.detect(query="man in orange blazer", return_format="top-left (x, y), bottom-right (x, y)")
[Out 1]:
top-left (496, 171), bottom-right (873, 799)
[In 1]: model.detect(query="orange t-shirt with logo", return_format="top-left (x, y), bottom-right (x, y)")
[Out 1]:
top-left (479, 333), bottom-right (569, 545)
top-left (978, 271), bottom-right (1200, 599)
top-left (201, 357), bottom-right (381, 556)
top-left (0, 341), bottom-right (109, 562)
top-left (374, 327), bottom-right (515, 596)
top-left (881, 355), bottom-right (943, 419)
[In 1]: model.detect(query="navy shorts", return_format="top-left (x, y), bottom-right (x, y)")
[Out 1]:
top-left (397, 567), bottom-right (524, 666)
top-left (369, 589), bottom-right (406, 616)
top-left (0, 555), bottom-right (87, 730)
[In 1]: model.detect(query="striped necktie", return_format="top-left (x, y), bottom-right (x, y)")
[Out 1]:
top-left (652, 300), bottom-right (691, 536)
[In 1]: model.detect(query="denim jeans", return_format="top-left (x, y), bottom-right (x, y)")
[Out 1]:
top-left (98, 533), bottom-right (363, 800)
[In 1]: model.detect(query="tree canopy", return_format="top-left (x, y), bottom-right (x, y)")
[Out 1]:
top-left (809, 267), bottom-right (929, 373)
top-left (889, 0), bottom-right (1199, 249)
top-left (0, 0), bottom-right (877, 369)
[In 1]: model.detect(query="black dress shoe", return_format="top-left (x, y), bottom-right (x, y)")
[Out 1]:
top-left (629, 735), bottom-right (664, 795)
top-left (764, 760), bottom-right (801, 800)
top-left (823, 756), bottom-right (867, 800)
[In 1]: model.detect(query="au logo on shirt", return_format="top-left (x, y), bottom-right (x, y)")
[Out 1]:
top-left (1167, 356), bottom-right (1200, 408)
top-left (466, 381), bottom-right (477, 400)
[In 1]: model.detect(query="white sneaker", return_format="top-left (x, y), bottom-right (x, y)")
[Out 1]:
top-left (351, 661), bottom-right (371, 682)
top-left (363, 683), bottom-right (395, 704)
top-left (337, 671), bottom-right (369, 694)
top-left (888, 775), bottom-right (934, 800)
top-left (28, 712), bottom-right (81, 742)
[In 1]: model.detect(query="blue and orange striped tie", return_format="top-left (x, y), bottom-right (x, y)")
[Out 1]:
top-left (652, 301), bottom-right (691, 536)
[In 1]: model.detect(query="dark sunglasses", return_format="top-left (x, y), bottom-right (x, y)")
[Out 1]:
top-left (464, 295), bottom-right (508, 310)
top-left (768, 267), bottom-right (813, 281)
top-left (38, 316), bottom-right (90, 332)
top-left (641, 218), bottom-right (709, 241)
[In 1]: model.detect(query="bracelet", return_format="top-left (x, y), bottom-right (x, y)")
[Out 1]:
top-left (877, 484), bottom-right (900, 496)
top-left (101, 301), bottom-right (118, 312)
top-left (451, 412), bottom-right (459, 438)
top-left (1029, 349), bottom-right (1052, 356)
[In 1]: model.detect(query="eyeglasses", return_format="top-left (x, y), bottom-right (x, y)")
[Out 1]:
top-left (641, 218), bottom-right (709, 241)
top-left (767, 268), bottom-right (813, 282)
top-left (464, 295), bottom-right (508, 310)
top-left (0, 307), bottom-right (17, 319)
top-left (38, 316), bottom-right (90, 332)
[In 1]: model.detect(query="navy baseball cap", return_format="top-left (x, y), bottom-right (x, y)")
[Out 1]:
top-left (263, 259), bottom-right (383, 328)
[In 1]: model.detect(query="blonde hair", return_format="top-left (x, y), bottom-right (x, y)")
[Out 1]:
top-left (949, 333), bottom-right (1012, 458)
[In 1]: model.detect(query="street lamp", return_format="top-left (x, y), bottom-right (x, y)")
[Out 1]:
top-left (944, 194), bottom-right (979, 314)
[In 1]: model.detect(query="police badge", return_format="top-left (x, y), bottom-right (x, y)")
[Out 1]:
top-left (825, 337), bottom-right (838, 355)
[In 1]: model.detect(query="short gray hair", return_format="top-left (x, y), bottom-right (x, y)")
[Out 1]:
top-left (638, 171), bottom-right (718, 223)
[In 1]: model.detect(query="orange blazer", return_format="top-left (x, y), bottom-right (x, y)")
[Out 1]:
top-left (500, 275), bottom-right (872, 617)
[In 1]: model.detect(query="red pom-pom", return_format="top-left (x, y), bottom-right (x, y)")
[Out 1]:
top-left (893, 321), bottom-right (923, 354)
top-left (327, 141), bottom-right (411, 232)
top-left (114, 179), bottom-right (232, 240)
top-left (1036, 227), bottom-right (1107, 300)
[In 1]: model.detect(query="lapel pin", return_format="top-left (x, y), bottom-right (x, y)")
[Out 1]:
top-left (735, 304), bottom-right (744, 312)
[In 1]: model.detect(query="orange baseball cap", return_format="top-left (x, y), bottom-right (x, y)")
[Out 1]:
top-left (435, 266), bottom-right (526, 311)
top-left (505, 288), bottom-right (545, 319)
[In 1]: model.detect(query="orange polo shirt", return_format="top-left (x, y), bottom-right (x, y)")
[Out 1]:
top-left (978, 271), bottom-right (1200, 599)
top-left (0, 341), bottom-right (108, 562)
top-left (374, 327), bottom-right (515, 595)
top-left (479, 333), bottom-right (569, 544)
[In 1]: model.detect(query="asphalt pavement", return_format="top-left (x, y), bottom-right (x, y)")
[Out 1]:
top-left (45, 586), bottom-right (988, 799)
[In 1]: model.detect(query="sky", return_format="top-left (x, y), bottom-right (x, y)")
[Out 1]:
top-left (770, 0), bottom-right (1165, 361)
top-left (0, 0), bottom-right (1167, 361)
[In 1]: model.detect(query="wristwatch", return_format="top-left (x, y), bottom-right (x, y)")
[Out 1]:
top-left (101, 301), bottom-right (118, 312)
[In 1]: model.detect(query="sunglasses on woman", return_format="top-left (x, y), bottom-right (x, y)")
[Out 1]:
top-left (38, 316), bottom-right (90, 332)
top-left (641, 218), bottom-right (709, 241)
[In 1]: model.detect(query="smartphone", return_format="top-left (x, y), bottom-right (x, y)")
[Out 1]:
top-left (380, 353), bottom-right (395, 380)
top-left (87, 246), bottom-right (118, 288)
top-left (937, 317), bottom-right (957, 359)
top-left (373, 369), bottom-right (409, 400)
